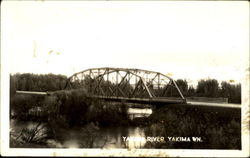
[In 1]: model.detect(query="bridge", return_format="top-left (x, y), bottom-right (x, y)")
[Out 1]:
top-left (16, 67), bottom-right (186, 105)
top-left (15, 67), bottom-right (241, 108)
top-left (63, 67), bottom-right (186, 105)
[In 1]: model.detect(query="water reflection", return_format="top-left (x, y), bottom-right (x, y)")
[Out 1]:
top-left (127, 108), bottom-right (152, 120)
top-left (65, 107), bottom-right (152, 148)
top-left (124, 127), bottom-right (146, 149)
top-left (63, 139), bottom-right (80, 148)
top-left (91, 127), bottom-right (147, 149)
top-left (48, 126), bottom-right (147, 149)
top-left (10, 107), bottom-right (152, 149)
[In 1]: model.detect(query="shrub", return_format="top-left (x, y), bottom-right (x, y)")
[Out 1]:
top-left (45, 89), bottom-right (91, 128)
top-left (10, 122), bottom-right (48, 147)
top-left (145, 105), bottom-right (241, 149)
top-left (10, 94), bottom-right (45, 120)
top-left (87, 102), bottom-right (130, 127)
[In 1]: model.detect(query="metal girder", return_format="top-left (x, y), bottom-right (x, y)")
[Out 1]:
top-left (130, 78), bottom-right (142, 97)
top-left (64, 67), bottom-right (186, 101)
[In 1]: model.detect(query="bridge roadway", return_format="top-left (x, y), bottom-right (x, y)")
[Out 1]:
top-left (16, 91), bottom-right (240, 109)
top-left (15, 90), bottom-right (186, 105)
top-left (91, 95), bottom-right (241, 109)
top-left (91, 95), bottom-right (186, 105)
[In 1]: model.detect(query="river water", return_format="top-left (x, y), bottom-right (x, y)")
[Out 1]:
top-left (10, 108), bottom-right (153, 149)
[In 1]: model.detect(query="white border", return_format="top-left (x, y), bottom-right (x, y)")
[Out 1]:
top-left (1, 1), bottom-right (249, 157)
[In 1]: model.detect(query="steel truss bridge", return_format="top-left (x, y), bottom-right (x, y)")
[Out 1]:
top-left (64, 67), bottom-right (186, 105)
top-left (16, 67), bottom-right (241, 108)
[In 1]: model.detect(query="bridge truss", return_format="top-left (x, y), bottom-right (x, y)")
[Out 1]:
top-left (64, 67), bottom-right (186, 103)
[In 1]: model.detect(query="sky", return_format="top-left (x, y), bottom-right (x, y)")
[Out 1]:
top-left (1, 1), bottom-right (249, 86)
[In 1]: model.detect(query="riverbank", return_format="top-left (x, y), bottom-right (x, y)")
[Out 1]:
top-left (144, 104), bottom-right (241, 149)
top-left (10, 102), bottom-right (241, 149)
top-left (10, 89), bottom-right (241, 149)
top-left (9, 106), bottom-right (152, 148)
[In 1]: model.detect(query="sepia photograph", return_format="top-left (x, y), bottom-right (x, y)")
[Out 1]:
top-left (1, 0), bottom-right (249, 157)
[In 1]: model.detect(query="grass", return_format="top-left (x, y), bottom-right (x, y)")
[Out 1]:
top-left (10, 121), bottom-right (49, 148)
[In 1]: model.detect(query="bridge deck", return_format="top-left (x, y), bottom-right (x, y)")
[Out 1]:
top-left (91, 95), bottom-right (186, 105)
top-left (187, 101), bottom-right (241, 109)
top-left (16, 91), bottom-right (241, 109)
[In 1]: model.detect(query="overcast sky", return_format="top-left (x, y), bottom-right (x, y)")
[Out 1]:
top-left (2, 1), bottom-right (249, 86)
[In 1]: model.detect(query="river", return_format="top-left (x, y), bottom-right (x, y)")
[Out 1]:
top-left (10, 107), bottom-right (153, 149)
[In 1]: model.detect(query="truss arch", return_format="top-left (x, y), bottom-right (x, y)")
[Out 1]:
top-left (64, 67), bottom-right (185, 101)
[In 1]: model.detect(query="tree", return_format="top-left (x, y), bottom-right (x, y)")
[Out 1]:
top-left (220, 81), bottom-right (231, 98)
top-left (164, 79), bottom-right (188, 97)
top-left (187, 86), bottom-right (195, 96)
top-left (175, 79), bottom-right (188, 95)
top-left (220, 81), bottom-right (241, 103)
top-left (10, 73), bottom-right (68, 92)
top-left (196, 79), bottom-right (219, 97)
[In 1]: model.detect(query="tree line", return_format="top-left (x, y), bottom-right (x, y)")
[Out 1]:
top-left (175, 79), bottom-right (241, 103)
top-left (10, 73), bottom-right (68, 95)
top-left (10, 73), bottom-right (241, 103)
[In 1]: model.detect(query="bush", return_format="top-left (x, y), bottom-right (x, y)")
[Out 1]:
top-left (145, 105), bottom-right (241, 149)
top-left (10, 94), bottom-right (45, 120)
top-left (44, 89), bottom-right (129, 127)
top-left (10, 121), bottom-right (49, 148)
top-left (45, 89), bottom-right (91, 128)
top-left (87, 102), bottom-right (130, 127)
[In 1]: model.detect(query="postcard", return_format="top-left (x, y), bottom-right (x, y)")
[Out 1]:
top-left (1, 1), bottom-right (249, 157)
